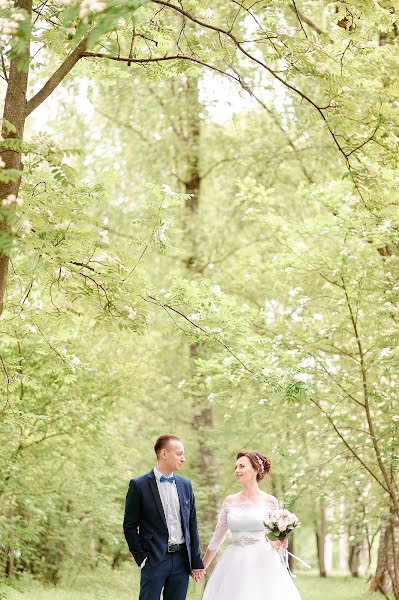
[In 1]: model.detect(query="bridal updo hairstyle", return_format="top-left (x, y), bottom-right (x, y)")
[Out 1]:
top-left (237, 450), bottom-right (271, 481)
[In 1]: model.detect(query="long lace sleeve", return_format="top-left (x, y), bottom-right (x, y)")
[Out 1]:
top-left (206, 502), bottom-right (229, 552)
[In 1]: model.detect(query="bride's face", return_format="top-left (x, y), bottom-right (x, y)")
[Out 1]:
top-left (234, 456), bottom-right (256, 485)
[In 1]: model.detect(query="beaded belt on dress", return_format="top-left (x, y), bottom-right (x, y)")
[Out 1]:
top-left (231, 536), bottom-right (262, 546)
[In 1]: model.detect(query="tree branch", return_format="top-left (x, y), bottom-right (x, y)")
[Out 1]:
top-left (310, 397), bottom-right (389, 492)
top-left (143, 294), bottom-right (255, 375)
top-left (290, 0), bottom-right (308, 39)
top-left (81, 50), bottom-right (240, 82)
top-left (85, 49), bottom-right (314, 183)
top-left (150, 0), bottom-right (349, 163)
top-left (342, 277), bottom-right (399, 517)
top-left (289, 4), bottom-right (328, 38)
top-left (26, 37), bottom-right (89, 116)
top-left (1, 53), bottom-right (9, 82)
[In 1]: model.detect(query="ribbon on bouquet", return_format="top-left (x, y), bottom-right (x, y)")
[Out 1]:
top-left (278, 549), bottom-right (312, 579)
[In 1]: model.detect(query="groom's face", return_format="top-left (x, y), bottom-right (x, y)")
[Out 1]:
top-left (163, 440), bottom-right (186, 472)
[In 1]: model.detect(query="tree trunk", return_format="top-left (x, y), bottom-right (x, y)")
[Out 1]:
top-left (88, 518), bottom-right (96, 570)
top-left (370, 512), bottom-right (399, 599)
top-left (5, 546), bottom-right (14, 578)
top-left (316, 504), bottom-right (327, 577)
top-left (338, 498), bottom-right (347, 573)
top-left (0, 0), bottom-right (32, 315)
top-left (181, 77), bottom-right (219, 575)
top-left (4, 514), bottom-right (15, 577)
top-left (348, 538), bottom-right (362, 578)
top-left (325, 506), bottom-right (334, 573)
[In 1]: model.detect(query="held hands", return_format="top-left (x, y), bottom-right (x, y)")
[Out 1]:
top-left (191, 569), bottom-right (206, 583)
top-left (271, 538), bottom-right (288, 550)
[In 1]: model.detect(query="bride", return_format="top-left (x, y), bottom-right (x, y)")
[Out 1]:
top-left (201, 450), bottom-right (303, 600)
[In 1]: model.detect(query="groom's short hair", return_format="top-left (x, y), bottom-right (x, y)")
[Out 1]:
top-left (154, 434), bottom-right (182, 456)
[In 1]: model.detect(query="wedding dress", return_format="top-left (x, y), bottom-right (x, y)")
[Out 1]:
top-left (202, 500), bottom-right (303, 600)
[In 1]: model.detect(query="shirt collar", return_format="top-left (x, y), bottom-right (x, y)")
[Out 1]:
top-left (154, 466), bottom-right (174, 480)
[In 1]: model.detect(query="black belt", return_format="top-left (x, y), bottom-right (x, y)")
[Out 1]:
top-left (167, 543), bottom-right (185, 553)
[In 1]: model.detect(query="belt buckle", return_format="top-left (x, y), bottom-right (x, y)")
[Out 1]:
top-left (168, 543), bottom-right (178, 553)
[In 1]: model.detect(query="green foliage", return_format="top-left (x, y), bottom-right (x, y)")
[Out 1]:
top-left (2, 0), bottom-right (399, 592)
top-left (0, 169), bottom-right (22, 183)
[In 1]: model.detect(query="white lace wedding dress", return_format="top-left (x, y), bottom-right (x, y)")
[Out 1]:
top-left (202, 501), bottom-right (303, 600)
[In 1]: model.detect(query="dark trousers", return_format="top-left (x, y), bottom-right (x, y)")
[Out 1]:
top-left (139, 549), bottom-right (190, 600)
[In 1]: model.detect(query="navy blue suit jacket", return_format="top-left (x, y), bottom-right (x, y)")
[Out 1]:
top-left (123, 470), bottom-right (204, 571)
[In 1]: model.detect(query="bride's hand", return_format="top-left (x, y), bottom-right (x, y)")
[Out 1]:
top-left (271, 538), bottom-right (288, 550)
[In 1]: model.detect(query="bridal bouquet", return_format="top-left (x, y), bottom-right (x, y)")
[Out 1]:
top-left (264, 509), bottom-right (300, 541)
top-left (264, 509), bottom-right (311, 578)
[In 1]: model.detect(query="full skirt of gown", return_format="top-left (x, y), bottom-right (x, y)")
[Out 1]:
top-left (202, 534), bottom-right (302, 600)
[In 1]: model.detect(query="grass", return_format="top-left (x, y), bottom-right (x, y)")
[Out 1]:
top-left (296, 573), bottom-right (383, 600)
top-left (0, 566), bottom-right (385, 600)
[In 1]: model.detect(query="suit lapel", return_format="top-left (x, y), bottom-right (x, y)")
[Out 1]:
top-left (148, 471), bottom-right (168, 530)
top-left (175, 476), bottom-right (186, 527)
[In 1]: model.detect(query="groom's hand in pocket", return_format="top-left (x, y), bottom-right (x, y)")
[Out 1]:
top-left (191, 569), bottom-right (206, 582)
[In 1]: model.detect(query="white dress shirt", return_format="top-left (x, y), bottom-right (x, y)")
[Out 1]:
top-left (153, 466), bottom-right (185, 544)
top-left (140, 467), bottom-right (184, 569)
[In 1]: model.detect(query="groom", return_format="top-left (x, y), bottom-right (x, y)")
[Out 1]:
top-left (123, 434), bottom-right (206, 599)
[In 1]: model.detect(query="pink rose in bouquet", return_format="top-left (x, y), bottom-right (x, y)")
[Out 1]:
top-left (264, 509), bottom-right (300, 541)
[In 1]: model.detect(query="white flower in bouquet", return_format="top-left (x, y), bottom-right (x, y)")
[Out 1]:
top-left (277, 518), bottom-right (288, 531)
top-left (265, 509), bottom-right (311, 577)
top-left (264, 509), bottom-right (300, 541)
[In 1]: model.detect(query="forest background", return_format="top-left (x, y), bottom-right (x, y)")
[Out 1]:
top-left (1, 0), bottom-right (399, 598)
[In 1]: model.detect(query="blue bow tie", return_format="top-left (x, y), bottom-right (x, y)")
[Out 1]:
top-left (160, 475), bottom-right (175, 483)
